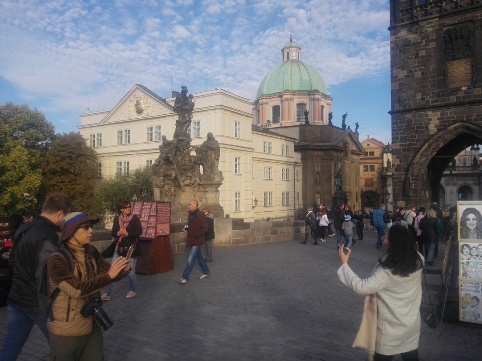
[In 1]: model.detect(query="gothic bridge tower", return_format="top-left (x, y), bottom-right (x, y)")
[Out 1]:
top-left (390, 0), bottom-right (482, 207)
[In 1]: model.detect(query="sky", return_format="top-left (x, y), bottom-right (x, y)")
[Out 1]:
top-left (0, 0), bottom-right (392, 144)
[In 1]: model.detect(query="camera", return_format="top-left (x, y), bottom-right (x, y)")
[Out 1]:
top-left (81, 297), bottom-right (114, 331)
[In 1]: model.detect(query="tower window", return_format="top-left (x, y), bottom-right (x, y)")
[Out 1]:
top-left (296, 103), bottom-right (306, 122)
top-left (272, 105), bottom-right (280, 123)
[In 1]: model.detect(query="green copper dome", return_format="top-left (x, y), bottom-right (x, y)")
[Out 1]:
top-left (256, 60), bottom-right (328, 99)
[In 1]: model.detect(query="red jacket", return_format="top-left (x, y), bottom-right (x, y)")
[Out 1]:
top-left (186, 208), bottom-right (208, 247)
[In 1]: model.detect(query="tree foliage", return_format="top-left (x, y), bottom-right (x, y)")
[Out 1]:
top-left (0, 140), bottom-right (42, 215)
top-left (0, 102), bottom-right (56, 155)
top-left (43, 132), bottom-right (98, 214)
top-left (0, 103), bottom-right (56, 215)
top-left (92, 166), bottom-right (153, 217)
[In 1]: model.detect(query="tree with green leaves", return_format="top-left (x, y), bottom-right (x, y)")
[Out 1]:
top-left (92, 166), bottom-right (153, 217)
top-left (43, 132), bottom-right (98, 214)
top-left (0, 103), bottom-right (56, 215)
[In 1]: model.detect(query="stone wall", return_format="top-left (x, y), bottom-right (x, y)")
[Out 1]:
top-left (92, 219), bottom-right (304, 255)
top-left (390, 4), bottom-right (482, 207)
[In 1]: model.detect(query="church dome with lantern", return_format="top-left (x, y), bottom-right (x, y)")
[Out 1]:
top-left (254, 37), bottom-right (332, 127)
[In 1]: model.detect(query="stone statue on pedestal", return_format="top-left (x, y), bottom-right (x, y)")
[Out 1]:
top-left (152, 86), bottom-right (224, 221)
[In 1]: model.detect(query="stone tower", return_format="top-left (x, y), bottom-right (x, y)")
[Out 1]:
top-left (390, 0), bottom-right (482, 207)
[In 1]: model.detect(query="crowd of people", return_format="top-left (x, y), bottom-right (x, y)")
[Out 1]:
top-left (0, 195), bottom-right (216, 360)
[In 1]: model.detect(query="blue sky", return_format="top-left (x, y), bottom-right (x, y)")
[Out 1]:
top-left (0, 0), bottom-right (391, 144)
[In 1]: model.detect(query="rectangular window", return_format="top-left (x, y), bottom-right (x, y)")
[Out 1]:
top-left (155, 126), bottom-right (162, 141)
top-left (146, 159), bottom-right (153, 167)
top-left (123, 161), bottom-right (130, 175)
top-left (263, 167), bottom-right (272, 180)
top-left (281, 144), bottom-right (290, 156)
top-left (192, 121), bottom-right (201, 137)
top-left (264, 192), bottom-right (273, 207)
top-left (96, 162), bottom-right (102, 178)
top-left (272, 105), bottom-right (280, 123)
top-left (117, 130), bottom-right (123, 145)
top-left (363, 165), bottom-right (369, 172)
top-left (263, 141), bottom-right (272, 154)
top-left (147, 127), bottom-right (153, 142)
top-left (282, 191), bottom-right (290, 206)
top-left (234, 192), bottom-right (241, 212)
top-left (124, 129), bottom-right (130, 144)
top-left (234, 121), bottom-right (241, 139)
top-left (96, 133), bottom-right (102, 147)
top-left (281, 168), bottom-right (290, 180)
top-left (90, 134), bottom-right (96, 148)
top-left (369, 165), bottom-right (375, 172)
top-left (116, 161), bottom-right (122, 175)
top-left (234, 157), bottom-right (241, 174)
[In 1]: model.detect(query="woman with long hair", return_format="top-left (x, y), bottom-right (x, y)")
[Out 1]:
top-left (460, 207), bottom-right (482, 239)
top-left (101, 200), bottom-right (142, 300)
top-left (338, 225), bottom-right (424, 361)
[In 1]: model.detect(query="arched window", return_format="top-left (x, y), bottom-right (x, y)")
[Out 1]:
top-left (272, 105), bottom-right (280, 123)
top-left (296, 103), bottom-right (306, 122)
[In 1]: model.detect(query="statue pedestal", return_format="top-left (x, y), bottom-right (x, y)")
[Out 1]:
top-left (198, 182), bottom-right (224, 219)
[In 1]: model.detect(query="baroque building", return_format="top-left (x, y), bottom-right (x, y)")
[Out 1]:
top-left (359, 137), bottom-right (385, 210)
top-left (80, 38), bottom-right (363, 220)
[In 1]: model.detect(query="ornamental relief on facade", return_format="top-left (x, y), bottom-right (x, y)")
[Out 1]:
top-left (107, 94), bottom-right (170, 122)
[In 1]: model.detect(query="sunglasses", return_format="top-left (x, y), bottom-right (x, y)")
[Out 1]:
top-left (79, 224), bottom-right (93, 230)
top-left (122, 205), bottom-right (131, 209)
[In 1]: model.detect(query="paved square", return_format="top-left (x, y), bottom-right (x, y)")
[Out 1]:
top-left (1, 231), bottom-right (481, 360)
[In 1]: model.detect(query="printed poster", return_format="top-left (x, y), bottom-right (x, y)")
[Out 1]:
top-left (457, 201), bottom-right (482, 324)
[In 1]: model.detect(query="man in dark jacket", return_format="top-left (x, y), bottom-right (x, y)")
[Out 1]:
top-left (179, 200), bottom-right (210, 284)
top-left (334, 203), bottom-right (346, 248)
top-left (203, 208), bottom-right (215, 262)
top-left (0, 194), bottom-right (71, 361)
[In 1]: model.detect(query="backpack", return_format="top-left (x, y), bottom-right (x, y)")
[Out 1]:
top-left (38, 247), bottom-right (73, 321)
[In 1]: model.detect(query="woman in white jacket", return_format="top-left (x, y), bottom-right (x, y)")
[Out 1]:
top-left (337, 224), bottom-right (424, 361)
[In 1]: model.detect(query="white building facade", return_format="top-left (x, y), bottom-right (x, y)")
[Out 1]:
top-left (79, 85), bottom-right (303, 222)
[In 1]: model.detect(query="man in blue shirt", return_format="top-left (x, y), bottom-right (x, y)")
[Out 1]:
top-left (373, 203), bottom-right (389, 249)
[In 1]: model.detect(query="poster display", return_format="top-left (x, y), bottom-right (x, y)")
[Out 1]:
top-left (457, 201), bottom-right (482, 324)
top-left (131, 201), bottom-right (171, 239)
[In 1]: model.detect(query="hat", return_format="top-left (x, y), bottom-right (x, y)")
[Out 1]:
top-left (61, 212), bottom-right (100, 242)
top-left (345, 215), bottom-right (351, 221)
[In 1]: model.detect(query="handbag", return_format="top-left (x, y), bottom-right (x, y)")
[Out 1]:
top-left (353, 293), bottom-right (377, 361)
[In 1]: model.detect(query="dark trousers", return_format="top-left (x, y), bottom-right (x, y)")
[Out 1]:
top-left (416, 235), bottom-right (424, 255)
top-left (356, 225), bottom-right (363, 240)
top-left (49, 326), bottom-right (104, 361)
top-left (374, 348), bottom-right (419, 361)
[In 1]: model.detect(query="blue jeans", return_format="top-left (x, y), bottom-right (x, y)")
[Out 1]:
top-left (345, 235), bottom-right (353, 249)
top-left (102, 251), bottom-right (137, 295)
top-left (376, 227), bottom-right (385, 247)
top-left (336, 228), bottom-right (346, 247)
top-left (0, 303), bottom-right (49, 361)
top-left (426, 242), bottom-right (436, 262)
top-left (182, 246), bottom-right (210, 280)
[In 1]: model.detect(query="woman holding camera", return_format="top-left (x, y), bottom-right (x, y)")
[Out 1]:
top-left (47, 212), bottom-right (130, 361)
top-left (102, 200), bottom-right (142, 300)
top-left (337, 225), bottom-right (424, 361)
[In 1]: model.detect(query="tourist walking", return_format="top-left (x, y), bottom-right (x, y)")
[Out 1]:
top-left (179, 200), bottom-right (210, 284)
top-left (203, 208), bottom-right (215, 262)
top-left (372, 203), bottom-right (389, 249)
top-left (301, 206), bottom-right (318, 245)
top-left (0, 194), bottom-right (71, 361)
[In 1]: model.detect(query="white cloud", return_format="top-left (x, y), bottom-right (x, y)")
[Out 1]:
top-left (0, 0), bottom-right (391, 142)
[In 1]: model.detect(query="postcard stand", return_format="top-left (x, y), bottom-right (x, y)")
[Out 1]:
top-left (131, 201), bottom-right (173, 275)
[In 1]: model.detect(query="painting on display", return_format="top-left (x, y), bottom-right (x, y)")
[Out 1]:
top-left (457, 201), bottom-right (482, 324)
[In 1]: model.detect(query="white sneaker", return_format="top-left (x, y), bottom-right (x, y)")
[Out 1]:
top-left (179, 278), bottom-right (188, 284)
top-left (125, 291), bottom-right (136, 299)
top-left (199, 274), bottom-right (209, 280)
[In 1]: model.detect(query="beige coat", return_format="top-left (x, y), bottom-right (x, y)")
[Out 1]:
top-left (337, 257), bottom-right (423, 355)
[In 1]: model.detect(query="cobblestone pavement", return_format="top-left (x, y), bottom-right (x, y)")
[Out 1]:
top-left (1, 231), bottom-right (481, 360)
